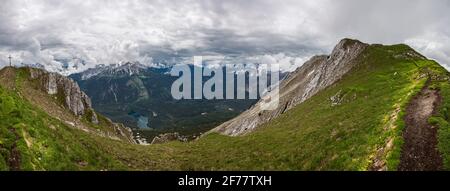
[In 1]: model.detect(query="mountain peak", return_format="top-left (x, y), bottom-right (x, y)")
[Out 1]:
top-left (211, 39), bottom-right (370, 136)
top-left (71, 62), bottom-right (147, 80)
top-left (113, 62), bottom-right (147, 74)
top-left (332, 38), bottom-right (368, 55)
top-left (337, 38), bottom-right (366, 47)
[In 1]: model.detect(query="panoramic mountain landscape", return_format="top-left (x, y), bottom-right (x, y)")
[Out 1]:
top-left (2, 0), bottom-right (450, 178)
top-left (1, 39), bottom-right (450, 170)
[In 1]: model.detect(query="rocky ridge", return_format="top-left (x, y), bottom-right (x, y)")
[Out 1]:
top-left (211, 38), bottom-right (369, 136)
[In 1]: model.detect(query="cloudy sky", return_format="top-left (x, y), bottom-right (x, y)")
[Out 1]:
top-left (0, 0), bottom-right (449, 74)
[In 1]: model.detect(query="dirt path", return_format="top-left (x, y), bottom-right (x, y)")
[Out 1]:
top-left (398, 85), bottom-right (443, 171)
top-left (7, 128), bottom-right (21, 171)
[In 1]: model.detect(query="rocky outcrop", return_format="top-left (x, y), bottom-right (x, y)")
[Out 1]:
top-left (25, 67), bottom-right (136, 144)
top-left (211, 38), bottom-right (369, 136)
top-left (111, 121), bottom-right (136, 144)
top-left (28, 67), bottom-right (98, 123)
top-left (151, 132), bottom-right (188, 144)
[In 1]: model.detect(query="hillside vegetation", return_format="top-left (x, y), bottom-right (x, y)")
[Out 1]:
top-left (1, 43), bottom-right (450, 170)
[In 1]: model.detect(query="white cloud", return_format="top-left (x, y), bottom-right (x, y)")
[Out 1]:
top-left (0, 0), bottom-right (449, 74)
top-left (406, 33), bottom-right (450, 70)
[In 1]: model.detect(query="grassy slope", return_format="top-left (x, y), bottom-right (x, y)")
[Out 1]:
top-left (0, 85), bottom-right (129, 170)
top-left (0, 68), bottom-right (135, 170)
top-left (1, 43), bottom-right (449, 170)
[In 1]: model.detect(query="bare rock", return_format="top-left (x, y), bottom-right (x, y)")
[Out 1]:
top-left (89, 108), bottom-right (99, 124)
top-left (330, 90), bottom-right (344, 106)
top-left (151, 132), bottom-right (188, 144)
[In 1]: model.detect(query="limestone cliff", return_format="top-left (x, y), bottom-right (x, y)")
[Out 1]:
top-left (28, 68), bottom-right (99, 123)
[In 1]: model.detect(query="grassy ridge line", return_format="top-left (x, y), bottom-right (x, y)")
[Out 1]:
top-left (376, 60), bottom-right (450, 170)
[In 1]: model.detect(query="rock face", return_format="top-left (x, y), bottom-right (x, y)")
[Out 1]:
top-left (151, 132), bottom-right (188, 144)
top-left (211, 38), bottom-right (369, 136)
top-left (28, 68), bottom-right (99, 123)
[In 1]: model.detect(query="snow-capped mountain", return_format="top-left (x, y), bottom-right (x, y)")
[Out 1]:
top-left (73, 62), bottom-right (169, 80)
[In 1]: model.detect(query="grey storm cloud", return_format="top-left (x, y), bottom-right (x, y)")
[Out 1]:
top-left (0, 0), bottom-right (450, 74)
